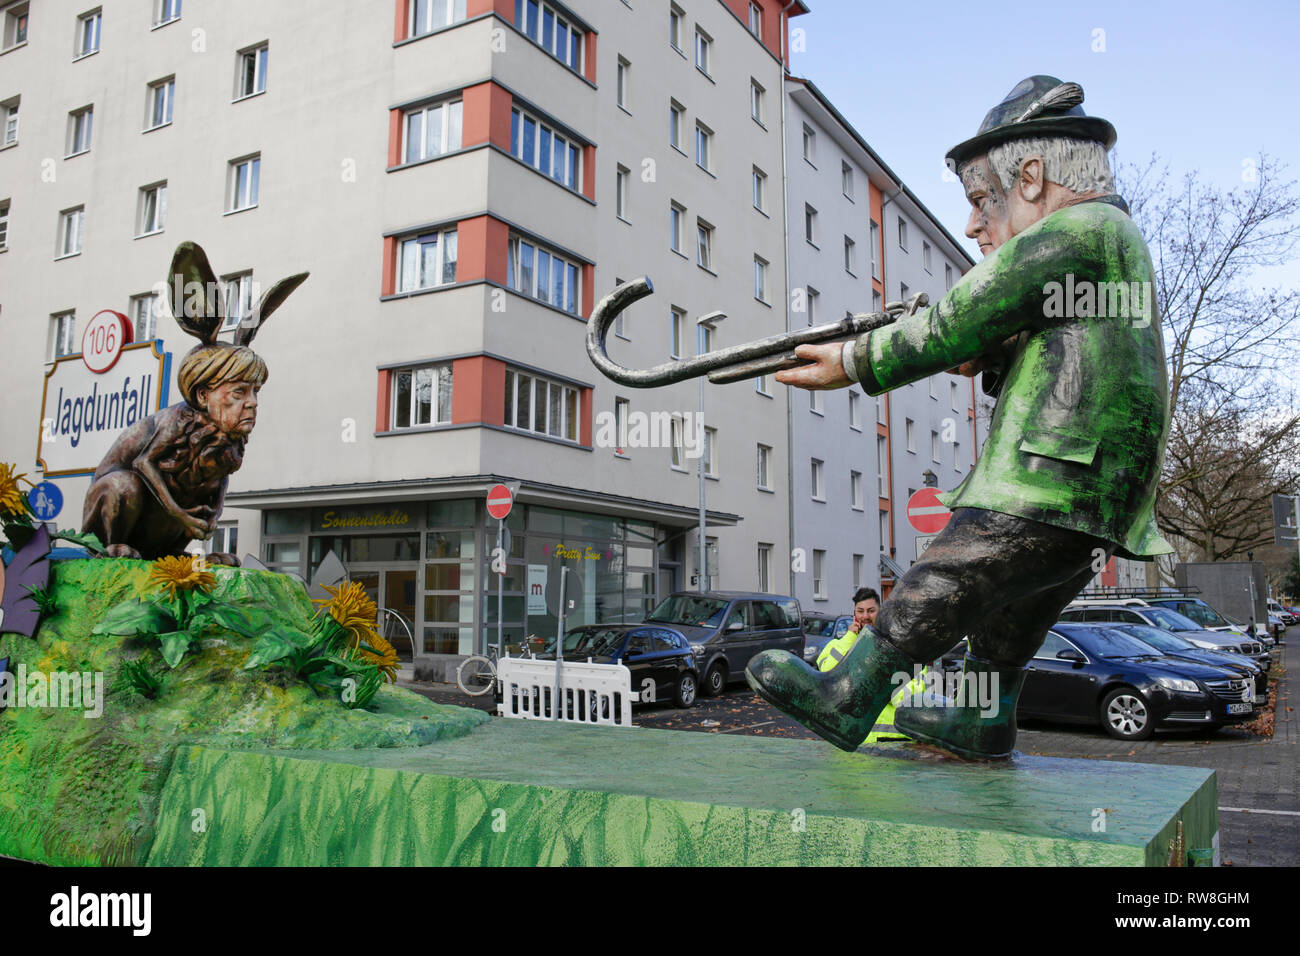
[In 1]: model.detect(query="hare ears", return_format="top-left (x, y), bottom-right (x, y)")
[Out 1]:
top-left (166, 241), bottom-right (309, 348)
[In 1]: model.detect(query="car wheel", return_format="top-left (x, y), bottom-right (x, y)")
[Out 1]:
top-left (674, 672), bottom-right (698, 708)
top-left (703, 662), bottom-right (727, 697)
top-left (1101, 687), bottom-right (1154, 741)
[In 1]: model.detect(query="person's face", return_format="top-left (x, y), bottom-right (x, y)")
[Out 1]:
top-left (199, 380), bottom-right (259, 438)
top-left (853, 598), bottom-right (879, 629)
top-left (961, 156), bottom-right (1016, 256)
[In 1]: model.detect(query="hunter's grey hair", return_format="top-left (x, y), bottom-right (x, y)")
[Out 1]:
top-left (963, 136), bottom-right (1114, 195)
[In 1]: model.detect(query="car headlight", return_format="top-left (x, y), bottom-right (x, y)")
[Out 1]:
top-left (1156, 676), bottom-right (1200, 694)
top-left (691, 644), bottom-right (705, 658)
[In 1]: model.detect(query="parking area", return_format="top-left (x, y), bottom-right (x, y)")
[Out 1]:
top-left (404, 628), bottom-right (1294, 866)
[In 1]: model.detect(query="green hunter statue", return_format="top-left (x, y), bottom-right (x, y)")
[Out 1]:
top-left (745, 75), bottom-right (1172, 759)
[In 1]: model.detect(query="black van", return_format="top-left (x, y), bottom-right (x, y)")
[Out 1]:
top-left (644, 591), bottom-right (803, 696)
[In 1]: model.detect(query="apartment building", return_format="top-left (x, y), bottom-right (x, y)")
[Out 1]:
top-left (784, 78), bottom-right (986, 611)
top-left (0, 0), bottom-right (814, 672)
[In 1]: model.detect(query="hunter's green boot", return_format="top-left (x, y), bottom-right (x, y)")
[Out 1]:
top-left (745, 626), bottom-right (913, 752)
top-left (892, 653), bottom-right (1025, 759)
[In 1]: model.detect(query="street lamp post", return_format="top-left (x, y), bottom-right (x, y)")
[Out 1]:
top-left (696, 310), bottom-right (725, 592)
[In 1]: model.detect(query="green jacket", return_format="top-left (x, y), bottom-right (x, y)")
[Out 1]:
top-left (852, 196), bottom-right (1171, 559)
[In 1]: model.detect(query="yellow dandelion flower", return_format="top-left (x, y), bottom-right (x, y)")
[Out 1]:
top-left (314, 581), bottom-right (398, 682)
top-left (0, 462), bottom-right (34, 518)
top-left (148, 555), bottom-right (217, 601)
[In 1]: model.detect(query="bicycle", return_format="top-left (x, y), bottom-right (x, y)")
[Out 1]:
top-left (456, 644), bottom-right (504, 697)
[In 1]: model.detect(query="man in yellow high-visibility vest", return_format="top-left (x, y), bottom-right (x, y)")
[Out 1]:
top-left (817, 588), bottom-right (925, 742)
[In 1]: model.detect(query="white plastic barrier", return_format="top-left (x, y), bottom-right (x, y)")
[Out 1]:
top-left (496, 657), bottom-right (635, 727)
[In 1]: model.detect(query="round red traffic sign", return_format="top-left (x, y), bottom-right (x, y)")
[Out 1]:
top-left (81, 310), bottom-right (134, 374)
top-left (906, 488), bottom-right (951, 534)
top-left (486, 483), bottom-right (514, 520)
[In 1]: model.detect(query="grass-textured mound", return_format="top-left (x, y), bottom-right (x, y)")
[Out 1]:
top-left (0, 558), bottom-right (486, 866)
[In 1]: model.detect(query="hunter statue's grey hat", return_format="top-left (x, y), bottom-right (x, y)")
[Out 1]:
top-left (945, 75), bottom-right (1117, 172)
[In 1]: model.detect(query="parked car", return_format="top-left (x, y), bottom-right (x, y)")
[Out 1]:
top-left (539, 624), bottom-right (700, 708)
top-left (801, 612), bottom-right (853, 664)
top-left (645, 591), bottom-right (802, 696)
top-left (1109, 623), bottom-right (1266, 705)
top-left (1144, 596), bottom-right (1252, 638)
top-left (1059, 604), bottom-right (1271, 671)
top-left (1267, 601), bottom-right (1295, 627)
top-left (1022, 623), bottom-right (1256, 740)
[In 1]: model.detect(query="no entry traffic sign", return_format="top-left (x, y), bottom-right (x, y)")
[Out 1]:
top-left (486, 483), bottom-right (514, 520)
top-left (906, 488), bottom-right (951, 534)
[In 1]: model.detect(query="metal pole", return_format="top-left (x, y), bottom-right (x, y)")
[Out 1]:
top-left (554, 565), bottom-right (568, 721)
top-left (496, 518), bottom-right (503, 658)
top-left (698, 350), bottom-right (706, 593)
top-left (1293, 495), bottom-right (1300, 599)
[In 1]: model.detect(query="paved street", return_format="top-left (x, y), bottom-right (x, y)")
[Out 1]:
top-left (405, 626), bottom-right (1294, 866)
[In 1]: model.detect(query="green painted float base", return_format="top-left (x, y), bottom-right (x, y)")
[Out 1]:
top-left (146, 720), bottom-right (1217, 866)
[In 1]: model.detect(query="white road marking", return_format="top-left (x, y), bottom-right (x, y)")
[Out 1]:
top-left (1219, 807), bottom-right (1300, 816)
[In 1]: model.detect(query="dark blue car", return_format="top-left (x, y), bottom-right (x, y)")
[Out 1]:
top-left (541, 624), bottom-right (699, 708)
top-left (1110, 623), bottom-right (1266, 706)
top-left (1021, 623), bottom-right (1256, 740)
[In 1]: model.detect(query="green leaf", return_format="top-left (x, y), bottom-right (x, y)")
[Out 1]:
top-left (92, 599), bottom-right (178, 637)
top-left (51, 529), bottom-right (106, 554)
top-left (158, 631), bottom-right (192, 669)
top-left (194, 602), bottom-right (266, 638)
top-left (242, 632), bottom-right (298, 670)
top-left (297, 657), bottom-right (337, 677)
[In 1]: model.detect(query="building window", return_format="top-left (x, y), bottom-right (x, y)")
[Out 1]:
top-left (407, 98), bottom-right (464, 163)
top-left (615, 165), bottom-right (629, 220)
top-left (1, 96), bottom-right (17, 146)
top-left (138, 182), bottom-right (167, 236)
top-left (51, 312), bottom-right (76, 360)
top-left (848, 391), bottom-right (860, 430)
top-left (146, 77), bottom-right (175, 130)
top-left (945, 263), bottom-right (954, 290)
top-left (905, 418), bottom-right (915, 452)
top-left (703, 426), bottom-right (717, 477)
top-left (876, 396), bottom-right (886, 425)
top-left (844, 236), bottom-right (856, 274)
top-left (513, 0), bottom-right (583, 72)
top-left (392, 363), bottom-right (453, 429)
top-left (753, 255), bottom-right (768, 302)
top-left (412, 0), bottom-right (467, 37)
top-left (951, 380), bottom-right (960, 411)
top-left (954, 440), bottom-right (961, 470)
top-left (396, 227), bottom-right (458, 293)
top-left (616, 57), bottom-right (629, 109)
top-left (900, 281), bottom-right (909, 302)
top-left (57, 206), bottom-right (84, 258)
top-left (506, 234), bottom-right (579, 314)
top-left (699, 322), bottom-right (715, 354)
top-left (613, 397), bottom-right (629, 453)
top-left (696, 219), bottom-right (714, 270)
top-left (929, 375), bottom-right (938, 399)
top-left (869, 219), bottom-right (880, 278)
top-left (852, 553), bottom-right (864, 588)
top-left (898, 217), bottom-right (908, 251)
top-left (842, 161), bottom-right (854, 199)
top-left (812, 549), bottom-right (826, 599)
top-left (802, 124), bottom-right (815, 165)
top-left (504, 368), bottom-right (579, 441)
top-left (756, 373), bottom-right (770, 396)
top-left (804, 203), bottom-right (817, 245)
top-left (931, 429), bottom-right (941, 463)
top-left (809, 384), bottom-right (822, 414)
top-left (236, 43), bottom-right (269, 99)
top-left (694, 122), bottom-right (712, 172)
top-left (757, 544), bottom-right (772, 593)
top-left (668, 5), bottom-right (682, 50)
top-left (872, 289), bottom-right (882, 312)
top-left (750, 79), bottom-right (765, 124)
top-left (670, 415), bottom-right (685, 469)
top-left (876, 436), bottom-right (888, 496)
top-left (66, 105), bottom-right (93, 156)
top-left (0, 198), bottom-right (8, 250)
top-left (756, 443), bottom-right (771, 489)
top-left (752, 166), bottom-right (766, 212)
top-left (510, 107), bottom-right (581, 190)
top-left (878, 511), bottom-right (889, 553)
top-left (75, 8), bottom-right (101, 58)
top-left (227, 155), bottom-right (260, 211)
top-left (851, 471), bottom-right (863, 510)
top-left (811, 458), bottom-right (824, 500)
top-left (154, 0), bottom-right (181, 27)
top-left (612, 277), bottom-right (630, 338)
top-left (3, 2), bottom-right (28, 48)
top-left (130, 293), bottom-right (159, 340)
top-left (669, 202), bottom-right (684, 253)
top-left (806, 286), bottom-right (819, 327)
top-left (694, 28), bottom-right (711, 76)
top-left (748, 2), bottom-right (762, 38)
top-left (221, 272), bottom-right (254, 333)
top-left (669, 100), bottom-right (683, 151)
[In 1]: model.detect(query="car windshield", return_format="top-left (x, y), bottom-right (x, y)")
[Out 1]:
top-left (1142, 606), bottom-right (1201, 632)
top-left (833, 618), bottom-right (852, 638)
top-left (1116, 624), bottom-right (1196, 652)
top-left (647, 595), bottom-right (729, 627)
top-left (1165, 601), bottom-right (1230, 628)
top-left (1077, 627), bottom-right (1170, 658)
top-left (545, 628), bottom-right (627, 657)
top-left (803, 617), bottom-right (834, 637)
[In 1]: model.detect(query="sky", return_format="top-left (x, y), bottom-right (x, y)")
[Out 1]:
top-left (787, 0), bottom-right (1299, 287)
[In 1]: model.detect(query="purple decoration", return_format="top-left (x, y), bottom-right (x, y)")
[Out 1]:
top-left (0, 524), bottom-right (52, 639)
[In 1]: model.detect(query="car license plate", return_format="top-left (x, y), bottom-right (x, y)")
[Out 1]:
top-left (1227, 702), bottom-right (1252, 715)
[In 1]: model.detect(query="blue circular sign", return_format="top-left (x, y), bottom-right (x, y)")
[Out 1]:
top-left (28, 482), bottom-right (63, 521)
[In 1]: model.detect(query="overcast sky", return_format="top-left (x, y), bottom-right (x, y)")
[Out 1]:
top-left (789, 0), bottom-right (1298, 288)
